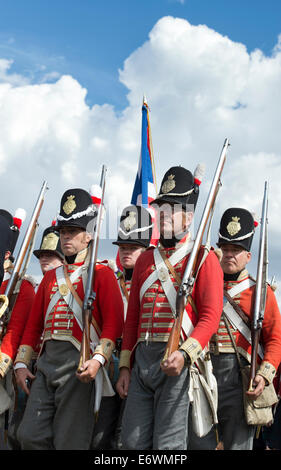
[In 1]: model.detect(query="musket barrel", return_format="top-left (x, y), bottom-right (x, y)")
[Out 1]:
top-left (162, 139), bottom-right (230, 360)
top-left (248, 181), bottom-right (269, 390)
top-left (0, 180), bottom-right (48, 332)
top-left (82, 165), bottom-right (107, 310)
top-left (78, 166), bottom-right (107, 371)
top-left (4, 180), bottom-right (49, 300)
top-left (252, 181), bottom-right (268, 330)
top-left (181, 138), bottom-right (230, 288)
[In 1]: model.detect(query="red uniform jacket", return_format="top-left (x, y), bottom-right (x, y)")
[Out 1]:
top-left (219, 270), bottom-right (281, 383)
top-left (0, 276), bottom-right (36, 375)
top-left (15, 257), bottom-right (124, 367)
top-left (119, 239), bottom-right (224, 369)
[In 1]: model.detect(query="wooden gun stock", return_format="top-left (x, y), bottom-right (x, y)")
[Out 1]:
top-left (249, 330), bottom-right (261, 391)
top-left (77, 307), bottom-right (93, 372)
top-left (162, 293), bottom-right (187, 362)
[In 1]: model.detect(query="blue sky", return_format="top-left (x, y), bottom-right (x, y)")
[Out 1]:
top-left (1, 1), bottom-right (281, 287)
top-left (1, 0), bottom-right (281, 110)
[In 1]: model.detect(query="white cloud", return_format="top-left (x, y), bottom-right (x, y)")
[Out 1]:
top-left (0, 16), bottom-right (281, 295)
top-left (0, 58), bottom-right (29, 86)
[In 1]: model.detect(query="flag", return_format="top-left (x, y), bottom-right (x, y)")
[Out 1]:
top-left (115, 97), bottom-right (158, 271)
top-left (131, 96), bottom-right (159, 245)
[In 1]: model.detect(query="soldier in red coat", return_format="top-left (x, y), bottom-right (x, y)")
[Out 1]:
top-left (116, 166), bottom-right (224, 450)
top-left (33, 224), bottom-right (65, 275)
top-left (0, 208), bottom-right (36, 449)
top-left (195, 208), bottom-right (281, 450)
top-left (0, 208), bottom-right (35, 379)
top-left (14, 188), bottom-right (124, 450)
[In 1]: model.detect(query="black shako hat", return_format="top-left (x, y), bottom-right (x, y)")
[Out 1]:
top-left (0, 208), bottom-right (26, 255)
top-left (0, 215), bottom-right (12, 286)
top-left (113, 205), bottom-right (153, 248)
top-left (217, 207), bottom-right (258, 252)
top-left (56, 188), bottom-right (97, 231)
top-left (151, 164), bottom-right (204, 210)
top-left (33, 225), bottom-right (64, 260)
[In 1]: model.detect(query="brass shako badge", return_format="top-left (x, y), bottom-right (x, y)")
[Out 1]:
top-left (113, 204), bottom-right (153, 248)
top-left (161, 174), bottom-right (176, 194)
top-left (226, 216), bottom-right (241, 236)
top-left (63, 195), bottom-right (76, 215)
top-left (41, 232), bottom-right (59, 251)
top-left (33, 225), bottom-right (64, 260)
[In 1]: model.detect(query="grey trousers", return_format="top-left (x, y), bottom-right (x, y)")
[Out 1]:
top-left (121, 342), bottom-right (190, 450)
top-left (91, 394), bottom-right (123, 449)
top-left (188, 353), bottom-right (255, 450)
top-left (17, 340), bottom-right (95, 450)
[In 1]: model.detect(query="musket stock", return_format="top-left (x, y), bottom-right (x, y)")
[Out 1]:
top-left (162, 289), bottom-right (188, 362)
top-left (162, 139), bottom-right (230, 362)
top-left (77, 166), bottom-right (107, 373)
top-left (248, 181), bottom-right (268, 391)
top-left (78, 308), bottom-right (92, 370)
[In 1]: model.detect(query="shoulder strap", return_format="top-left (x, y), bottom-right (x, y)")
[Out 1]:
top-left (140, 239), bottom-right (194, 302)
top-left (158, 248), bottom-right (198, 315)
top-left (227, 278), bottom-right (255, 298)
top-left (63, 265), bottom-right (102, 337)
top-left (223, 289), bottom-right (250, 328)
top-left (222, 288), bottom-right (264, 360)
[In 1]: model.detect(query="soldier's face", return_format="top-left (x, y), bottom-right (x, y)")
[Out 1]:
top-left (39, 251), bottom-right (63, 275)
top-left (157, 203), bottom-right (193, 239)
top-left (59, 227), bottom-right (92, 257)
top-left (118, 244), bottom-right (144, 269)
top-left (220, 244), bottom-right (251, 275)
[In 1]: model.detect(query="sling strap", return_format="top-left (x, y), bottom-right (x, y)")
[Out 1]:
top-left (63, 265), bottom-right (102, 337)
top-left (222, 279), bottom-right (264, 359)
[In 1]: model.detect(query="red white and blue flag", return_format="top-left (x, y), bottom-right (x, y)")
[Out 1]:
top-left (115, 98), bottom-right (158, 272)
top-left (131, 97), bottom-right (159, 245)
top-left (131, 98), bottom-right (156, 206)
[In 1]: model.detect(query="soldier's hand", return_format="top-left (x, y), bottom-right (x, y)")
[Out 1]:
top-left (15, 367), bottom-right (35, 395)
top-left (76, 358), bottom-right (101, 383)
top-left (246, 374), bottom-right (266, 399)
top-left (116, 367), bottom-right (130, 399)
top-left (160, 350), bottom-right (185, 376)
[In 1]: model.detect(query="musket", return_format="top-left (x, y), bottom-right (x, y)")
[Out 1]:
top-left (0, 180), bottom-right (49, 337)
top-left (162, 138), bottom-right (230, 362)
top-left (248, 181), bottom-right (269, 391)
top-left (77, 165), bottom-right (107, 373)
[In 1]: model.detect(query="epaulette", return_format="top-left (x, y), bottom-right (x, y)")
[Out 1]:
top-left (213, 247), bottom-right (222, 261)
top-left (23, 274), bottom-right (38, 288)
top-left (248, 274), bottom-right (277, 291)
top-left (107, 259), bottom-right (117, 272)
